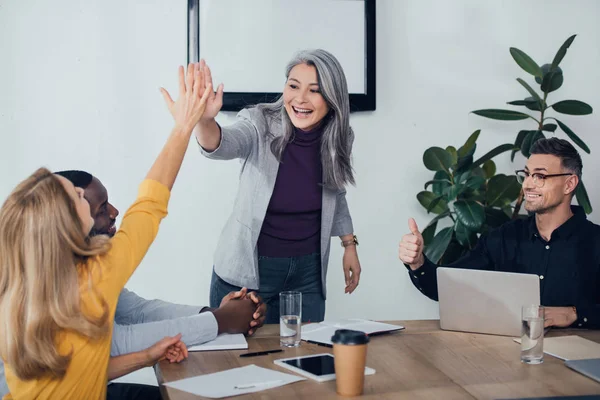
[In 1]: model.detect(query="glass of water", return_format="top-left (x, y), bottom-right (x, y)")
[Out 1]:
top-left (280, 291), bottom-right (302, 347)
top-left (521, 305), bottom-right (545, 364)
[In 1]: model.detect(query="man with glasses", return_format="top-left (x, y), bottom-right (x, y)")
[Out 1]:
top-left (398, 138), bottom-right (600, 329)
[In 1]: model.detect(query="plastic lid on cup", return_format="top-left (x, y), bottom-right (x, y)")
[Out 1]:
top-left (331, 329), bottom-right (370, 345)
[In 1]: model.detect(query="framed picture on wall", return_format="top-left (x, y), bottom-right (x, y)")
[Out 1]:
top-left (187, 0), bottom-right (376, 112)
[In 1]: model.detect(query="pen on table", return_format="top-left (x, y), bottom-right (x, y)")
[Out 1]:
top-left (305, 340), bottom-right (333, 348)
top-left (239, 349), bottom-right (283, 358)
top-left (234, 380), bottom-right (284, 389)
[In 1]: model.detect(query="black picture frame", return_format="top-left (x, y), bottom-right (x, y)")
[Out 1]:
top-left (187, 0), bottom-right (376, 112)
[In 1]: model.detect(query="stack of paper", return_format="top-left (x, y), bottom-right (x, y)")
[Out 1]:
top-left (302, 318), bottom-right (404, 346)
top-left (163, 364), bottom-right (305, 398)
top-left (188, 333), bottom-right (248, 352)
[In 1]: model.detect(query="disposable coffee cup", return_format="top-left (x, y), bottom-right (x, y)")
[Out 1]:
top-left (331, 329), bottom-right (370, 397)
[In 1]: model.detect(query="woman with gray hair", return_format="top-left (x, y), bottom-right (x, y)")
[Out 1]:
top-left (195, 50), bottom-right (361, 323)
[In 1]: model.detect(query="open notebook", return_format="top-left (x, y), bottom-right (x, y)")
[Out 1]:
top-left (301, 318), bottom-right (404, 346)
top-left (188, 333), bottom-right (248, 351)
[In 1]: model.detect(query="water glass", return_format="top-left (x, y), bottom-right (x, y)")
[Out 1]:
top-left (280, 291), bottom-right (302, 347)
top-left (521, 305), bottom-right (545, 364)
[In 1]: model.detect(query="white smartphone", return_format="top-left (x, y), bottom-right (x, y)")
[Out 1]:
top-left (273, 353), bottom-right (375, 383)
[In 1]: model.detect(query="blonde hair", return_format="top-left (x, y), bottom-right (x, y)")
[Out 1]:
top-left (0, 168), bottom-right (112, 380)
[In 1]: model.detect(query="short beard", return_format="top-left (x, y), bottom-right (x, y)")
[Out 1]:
top-left (525, 200), bottom-right (560, 215)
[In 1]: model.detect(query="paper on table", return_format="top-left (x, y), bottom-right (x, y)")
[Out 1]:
top-left (513, 335), bottom-right (600, 361)
top-left (163, 364), bottom-right (305, 398)
top-left (302, 318), bottom-right (404, 346)
top-left (188, 333), bottom-right (248, 352)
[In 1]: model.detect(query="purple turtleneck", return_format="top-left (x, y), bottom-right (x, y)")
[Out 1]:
top-left (257, 126), bottom-right (323, 257)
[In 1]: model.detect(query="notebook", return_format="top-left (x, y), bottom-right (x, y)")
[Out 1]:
top-left (188, 333), bottom-right (248, 351)
top-left (301, 318), bottom-right (404, 346)
top-left (513, 335), bottom-right (600, 361)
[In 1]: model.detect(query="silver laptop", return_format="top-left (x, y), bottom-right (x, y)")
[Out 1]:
top-left (437, 267), bottom-right (540, 337)
top-left (565, 359), bottom-right (600, 383)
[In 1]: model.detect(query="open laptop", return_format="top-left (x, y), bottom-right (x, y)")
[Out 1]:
top-left (565, 358), bottom-right (600, 383)
top-left (437, 267), bottom-right (540, 337)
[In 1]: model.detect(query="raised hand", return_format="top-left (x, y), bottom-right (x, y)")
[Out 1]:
top-left (196, 59), bottom-right (224, 123)
top-left (399, 218), bottom-right (425, 270)
top-left (160, 63), bottom-right (212, 132)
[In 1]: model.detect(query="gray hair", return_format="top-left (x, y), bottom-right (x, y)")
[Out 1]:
top-left (256, 49), bottom-right (355, 190)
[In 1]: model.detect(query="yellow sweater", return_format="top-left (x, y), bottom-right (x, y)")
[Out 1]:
top-left (3, 179), bottom-right (170, 399)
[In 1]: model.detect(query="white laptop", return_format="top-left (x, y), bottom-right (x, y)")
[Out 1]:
top-left (437, 267), bottom-right (540, 337)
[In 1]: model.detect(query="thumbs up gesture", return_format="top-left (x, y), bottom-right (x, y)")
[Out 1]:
top-left (399, 218), bottom-right (425, 270)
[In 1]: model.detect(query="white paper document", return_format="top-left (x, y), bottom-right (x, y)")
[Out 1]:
top-left (513, 335), bottom-right (600, 361)
top-left (302, 318), bottom-right (404, 346)
top-left (163, 364), bottom-right (305, 398)
top-left (188, 333), bottom-right (248, 352)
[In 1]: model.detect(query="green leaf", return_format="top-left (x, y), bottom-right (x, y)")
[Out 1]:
top-left (482, 160), bottom-right (496, 179)
top-left (516, 78), bottom-right (543, 106)
top-left (458, 130), bottom-right (481, 158)
top-left (472, 143), bottom-right (517, 168)
top-left (553, 118), bottom-right (591, 154)
top-left (485, 207), bottom-right (511, 228)
top-left (552, 100), bottom-right (593, 116)
top-left (576, 180), bottom-right (592, 214)
top-left (417, 191), bottom-right (448, 215)
top-left (455, 170), bottom-right (471, 184)
top-left (423, 147), bottom-right (453, 172)
top-left (512, 130), bottom-right (529, 161)
top-left (541, 124), bottom-right (557, 132)
top-left (446, 183), bottom-right (467, 201)
top-left (472, 109), bottom-right (531, 121)
top-left (422, 221), bottom-right (437, 247)
top-left (454, 219), bottom-right (478, 249)
top-left (446, 146), bottom-right (458, 166)
top-left (454, 200), bottom-right (485, 230)
top-left (466, 176), bottom-right (486, 190)
top-left (551, 34), bottom-right (577, 69)
top-left (471, 167), bottom-right (486, 179)
top-left (424, 179), bottom-right (452, 190)
top-left (427, 196), bottom-right (444, 214)
top-left (486, 174), bottom-right (522, 207)
top-left (540, 65), bottom-right (564, 93)
top-left (510, 47), bottom-right (543, 78)
top-left (431, 171), bottom-right (452, 196)
top-left (424, 209), bottom-right (451, 230)
top-left (424, 227), bottom-right (453, 264)
top-left (507, 97), bottom-right (541, 112)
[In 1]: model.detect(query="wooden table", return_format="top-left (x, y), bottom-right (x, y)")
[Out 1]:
top-left (156, 320), bottom-right (600, 399)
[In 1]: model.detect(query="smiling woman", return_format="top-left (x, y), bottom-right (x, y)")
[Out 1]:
top-left (193, 50), bottom-right (361, 324)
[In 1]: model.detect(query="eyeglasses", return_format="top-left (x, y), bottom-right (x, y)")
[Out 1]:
top-left (515, 170), bottom-right (573, 188)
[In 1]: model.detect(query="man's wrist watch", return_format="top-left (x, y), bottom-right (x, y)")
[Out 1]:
top-left (341, 235), bottom-right (359, 248)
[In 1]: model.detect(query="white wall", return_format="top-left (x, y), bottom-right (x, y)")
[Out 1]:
top-left (2, 0), bottom-right (600, 385)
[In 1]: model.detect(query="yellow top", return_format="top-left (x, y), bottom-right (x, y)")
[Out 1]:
top-left (3, 179), bottom-right (170, 400)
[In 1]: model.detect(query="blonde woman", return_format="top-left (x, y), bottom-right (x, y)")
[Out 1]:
top-left (0, 63), bottom-right (212, 398)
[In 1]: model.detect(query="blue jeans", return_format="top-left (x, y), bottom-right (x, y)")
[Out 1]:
top-left (210, 253), bottom-right (325, 324)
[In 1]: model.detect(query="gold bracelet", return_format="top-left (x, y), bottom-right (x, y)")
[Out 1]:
top-left (341, 235), bottom-right (359, 248)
